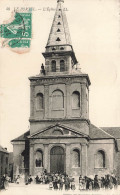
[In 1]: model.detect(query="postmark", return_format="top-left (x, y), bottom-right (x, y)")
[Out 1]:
top-left (0, 12), bottom-right (32, 53)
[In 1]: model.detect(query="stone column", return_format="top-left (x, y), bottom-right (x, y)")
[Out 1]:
top-left (66, 83), bottom-right (71, 118)
top-left (29, 144), bottom-right (34, 176)
top-left (43, 144), bottom-right (49, 172)
top-left (66, 144), bottom-right (71, 175)
top-left (44, 85), bottom-right (49, 119)
top-left (81, 143), bottom-right (87, 176)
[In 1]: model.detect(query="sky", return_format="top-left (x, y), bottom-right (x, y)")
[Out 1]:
top-left (0, 0), bottom-right (120, 152)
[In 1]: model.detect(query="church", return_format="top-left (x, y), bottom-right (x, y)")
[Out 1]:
top-left (12, 0), bottom-right (120, 179)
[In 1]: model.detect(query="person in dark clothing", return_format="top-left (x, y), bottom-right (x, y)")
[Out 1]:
top-left (84, 176), bottom-right (90, 190)
top-left (101, 177), bottom-right (105, 189)
top-left (28, 175), bottom-right (33, 184)
top-left (64, 176), bottom-right (70, 190)
top-left (94, 175), bottom-right (100, 190)
top-left (104, 175), bottom-right (109, 189)
top-left (1, 174), bottom-right (6, 189)
top-left (35, 175), bottom-right (40, 184)
top-left (53, 178), bottom-right (58, 190)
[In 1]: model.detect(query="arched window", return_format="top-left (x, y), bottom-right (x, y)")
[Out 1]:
top-left (72, 91), bottom-right (80, 108)
top-left (36, 93), bottom-right (44, 110)
top-left (51, 60), bottom-right (56, 72)
top-left (52, 90), bottom-right (64, 109)
top-left (58, 22), bottom-right (61, 25)
top-left (95, 150), bottom-right (105, 168)
top-left (36, 150), bottom-right (43, 167)
top-left (60, 60), bottom-right (65, 72)
top-left (72, 149), bottom-right (80, 167)
top-left (50, 146), bottom-right (64, 155)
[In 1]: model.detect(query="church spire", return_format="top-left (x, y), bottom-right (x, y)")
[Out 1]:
top-left (42, 0), bottom-right (78, 75)
top-left (46, 0), bottom-right (72, 47)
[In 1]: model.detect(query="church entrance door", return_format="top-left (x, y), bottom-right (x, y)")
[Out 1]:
top-left (50, 146), bottom-right (65, 173)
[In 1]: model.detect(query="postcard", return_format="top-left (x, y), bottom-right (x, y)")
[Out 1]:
top-left (0, 0), bottom-right (120, 194)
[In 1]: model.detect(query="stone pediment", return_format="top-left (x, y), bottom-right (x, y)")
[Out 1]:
top-left (28, 124), bottom-right (89, 139)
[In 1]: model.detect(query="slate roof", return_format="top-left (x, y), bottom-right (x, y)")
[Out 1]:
top-left (89, 124), bottom-right (114, 139)
top-left (46, 0), bottom-right (72, 47)
top-left (101, 127), bottom-right (120, 151)
top-left (0, 145), bottom-right (9, 153)
top-left (11, 130), bottom-right (30, 142)
top-left (101, 127), bottom-right (120, 139)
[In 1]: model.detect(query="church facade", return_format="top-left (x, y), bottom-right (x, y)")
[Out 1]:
top-left (12, 0), bottom-right (120, 179)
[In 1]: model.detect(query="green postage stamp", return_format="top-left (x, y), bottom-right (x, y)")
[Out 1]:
top-left (0, 12), bottom-right (32, 49)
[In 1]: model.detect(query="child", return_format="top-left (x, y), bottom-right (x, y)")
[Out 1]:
top-left (49, 181), bottom-right (53, 190)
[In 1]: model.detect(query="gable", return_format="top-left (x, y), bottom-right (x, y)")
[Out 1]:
top-left (28, 124), bottom-right (89, 139)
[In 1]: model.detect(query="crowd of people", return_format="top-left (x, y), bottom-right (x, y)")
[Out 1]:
top-left (79, 174), bottom-right (118, 190)
top-left (0, 171), bottom-right (119, 191)
top-left (26, 170), bottom-right (119, 191)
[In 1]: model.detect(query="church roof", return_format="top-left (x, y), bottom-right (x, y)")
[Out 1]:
top-left (11, 130), bottom-right (30, 142)
top-left (46, 0), bottom-right (72, 47)
top-left (89, 124), bottom-right (114, 139)
top-left (101, 127), bottom-right (120, 151)
top-left (0, 145), bottom-right (9, 153)
top-left (101, 127), bottom-right (120, 139)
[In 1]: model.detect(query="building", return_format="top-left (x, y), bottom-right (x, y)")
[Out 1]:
top-left (0, 146), bottom-right (9, 186)
top-left (11, 0), bottom-right (120, 179)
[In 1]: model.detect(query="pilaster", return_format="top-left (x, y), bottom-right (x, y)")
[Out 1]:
top-left (43, 144), bottom-right (49, 171)
top-left (66, 144), bottom-right (71, 175)
top-left (44, 85), bottom-right (49, 118)
top-left (81, 84), bottom-right (87, 118)
top-left (66, 83), bottom-right (71, 118)
top-left (81, 143), bottom-right (88, 176)
top-left (29, 144), bottom-right (34, 176)
top-left (30, 86), bottom-right (35, 117)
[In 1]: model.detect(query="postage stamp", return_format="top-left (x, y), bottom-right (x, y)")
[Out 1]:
top-left (0, 12), bottom-right (32, 52)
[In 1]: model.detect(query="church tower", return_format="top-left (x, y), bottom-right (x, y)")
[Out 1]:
top-left (12, 0), bottom-right (118, 179)
top-left (29, 0), bottom-right (91, 176)
top-left (43, 0), bottom-right (77, 75)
